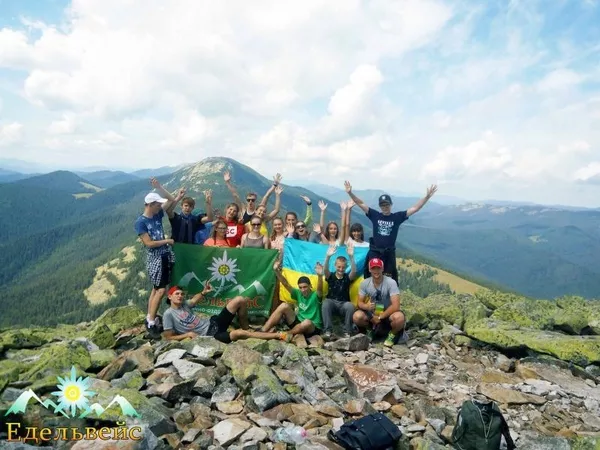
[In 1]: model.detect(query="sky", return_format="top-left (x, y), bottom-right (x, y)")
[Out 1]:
top-left (0, 0), bottom-right (599, 207)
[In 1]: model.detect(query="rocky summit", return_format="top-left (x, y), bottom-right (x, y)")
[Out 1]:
top-left (1, 291), bottom-right (600, 449)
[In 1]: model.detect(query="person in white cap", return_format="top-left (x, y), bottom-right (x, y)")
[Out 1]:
top-left (134, 177), bottom-right (177, 338)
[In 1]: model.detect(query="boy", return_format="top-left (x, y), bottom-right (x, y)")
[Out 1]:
top-left (262, 261), bottom-right (324, 339)
top-left (353, 258), bottom-right (407, 347)
top-left (167, 188), bottom-right (214, 244)
top-left (163, 284), bottom-right (291, 343)
top-left (344, 181), bottom-right (437, 284)
top-left (134, 177), bottom-right (177, 338)
top-left (321, 244), bottom-right (357, 340)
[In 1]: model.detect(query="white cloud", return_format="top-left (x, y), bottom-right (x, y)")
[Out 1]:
top-left (537, 69), bottom-right (583, 91)
top-left (0, 122), bottom-right (23, 146)
top-left (574, 162), bottom-right (600, 183)
top-left (48, 115), bottom-right (78, 134)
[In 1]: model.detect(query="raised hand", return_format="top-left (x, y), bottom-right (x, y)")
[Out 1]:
top-left (426, 184), bottom-right (438, 198)
top-left (150, 177), bottom-right (160, 188)
top-left (318, 200), bottom-right (327, 211)
top-left (273, 173), bottom-right (282, 185)
top-left (275, 186), bottom-right (284, 195)
top-left (326, 244), bottom-right (337, 257)
top-left (344, 180), bottom-right (352, 193)
top-left (202, 282), bottom-right (213, 295)
top-left (223, 171), bottom-right (232, 183)
top-left (340, 201), bottom-right (347, 211)
top-left (315, 262), bottom-right (324, 276)
top-left (273, 260), bottom-right (281, 271)
top-left (347, 199), bottom-right (355, 208)
top-left (286, 224), bottom-right (295, 235)
top-left (346, 242), bottom-right (354, 257)
top-left (176, 188), bottom-right (186, 200)
top-left (313, 223), bottom-right (322, 234)
top-left (204, 189), bottom-right (213, 202)
top-left (300, 195), bottom-right (311, 204)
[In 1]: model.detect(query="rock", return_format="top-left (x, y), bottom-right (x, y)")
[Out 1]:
top-left (403, 292), bottom-right (489, 330)
top-left (343, 364), bottom-right (398, 403)
top-left (517, 433), bottom-right (570, 450)
top-left (494, 354), bottom-right (514, 372)
top-left (211, 418), bottom-right (252, 447)
top-left (173, 359), bottom-right (206, 380)
top-left (216, 401), bottom-right (244, 414)
top-left (93, 305), bottom-right (146, 333)
top-left (110, 369), bottom-right (145, 390)
top-left (373, 401), bottom-right (391, 411)
top-left (426, 418), bottom-right (446, 435)
top-left (194, 367), bottom-right (219, 397)
top-left (326, 334), bottom-right (370, 352)
top-left (181, 428), bottom-right (202, 444)
top-left (240, 426), bottom-right (268, 443)
top-left (415, 353), bottom-right (429, 365)
top-left (476, 384), bottom-right (547, 405)
top-left (396, 377), bottom-right (428, 395)
top-left (211, 382), bottom-right (239, 403)
top-left (155, 349), bottom-right (187, 368)
top-left (481, 369), bottom-right (521, 385)
top-left (128, 345), bottom-right (155, 374)
top-left (89, 349), bottom-right (117, 370)
top-left (391, 404), bottom-right (408, 418)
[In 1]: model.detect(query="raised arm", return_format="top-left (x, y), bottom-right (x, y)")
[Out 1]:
top-left (318, 200), bottom-right (327, 230)
top-left (260, 173), bottom-right (282, 207)
top-left (323, 245), bottom-right (336, 278)
top-left (339, 201), bottom-right (348, 244)
top-left (407, 185), bottom-right (437, 217)
top-left (201, 189), bottom-right (214, 224)
top-left (166, 188), bottom-right (186, 219)
top-left (344, 200), bottom-right (354, 242)
top-left (344, 181), bottom-right (369, 214)
top-left (188, 282), bottom-right (213, 307)
top-left (223, 171), bottom-right (243, 211)
top-left (347, 243), bottom-right (357, 281)
top-left (299, 195), bottom-right (313, 226)
top-left (274, 260), bottom-right (294, 293)
top-left (150, 177), bottom-right (177, 211)
top-left (315, 263), bottom-right (324, 298)
top-left (267, 186), bottom-right (283, 221)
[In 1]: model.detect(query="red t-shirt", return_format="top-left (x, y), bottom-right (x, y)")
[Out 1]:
top-left (222, 218), bottom-right (245, 247)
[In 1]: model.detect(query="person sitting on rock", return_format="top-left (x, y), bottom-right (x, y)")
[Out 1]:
top-left (162, 285), bottom-right (291, 343)
top-left (261, 260), bottom-right (324, 339)
top-left (321, 243), bottom-right (357, 340)
top-left (353, 258), bottom-right (408, 347)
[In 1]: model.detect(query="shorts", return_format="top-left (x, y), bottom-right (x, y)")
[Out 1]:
top-left (147, 251), bottom-right (175, 289)
top-left (290, 318), bottom-right (321, 338)
top-left (364, 310), bottom-right (405, 337)
top-left (206, 307), bottom-right (236, 344)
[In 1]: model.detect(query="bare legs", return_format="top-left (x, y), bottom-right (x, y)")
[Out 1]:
top-left (261, 302), bottom-right (315, 336)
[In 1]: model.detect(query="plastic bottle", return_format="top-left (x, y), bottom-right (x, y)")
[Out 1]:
top-left (272, 426), bottom-right (307, 444)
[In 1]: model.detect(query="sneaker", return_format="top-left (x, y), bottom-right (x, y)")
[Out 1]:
top-left (341, 332), bottom-right (351, 339)
top-left (279, 332), bottom-right (293, 343)
top-left (383, 331), bottom-right (398, 347)
top-left (323, 331), bottom-right (333, 341)
top-left (145, 318), bottom-right (163, 339)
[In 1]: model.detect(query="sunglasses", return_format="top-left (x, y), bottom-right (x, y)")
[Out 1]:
top-left (251, 222), bottom-right (261, 227)
top-left (296, 224), bottom-right (306, 229)
top-left (246, 198), bottom-right (256, 202)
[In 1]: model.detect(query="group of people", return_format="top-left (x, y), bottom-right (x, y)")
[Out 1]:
top-left (134, 171), bottom-right (437, 346)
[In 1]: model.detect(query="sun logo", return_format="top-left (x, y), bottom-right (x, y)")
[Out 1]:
top-left (209, 251), bottom-right (240, 288)
top-left (51, 366), bottom-right (95, 417)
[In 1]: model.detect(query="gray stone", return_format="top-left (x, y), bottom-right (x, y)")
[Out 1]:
top-left (326, 334), bottom-right (370, 352)
top-left (516, 433), bottom-right (570, 450)
top-left (211, 382), bottom-right (239, 404)
top-left (155, 349), bottom-right (186, 367)
top-left (494, 354), bottom-right (514, 372)
top-left (173, 359), bottom-right (206, 380)
top-left (211, 418), bottom-right (252, 447)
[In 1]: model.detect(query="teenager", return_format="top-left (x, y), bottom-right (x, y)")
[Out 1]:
top-left (221, 203), bottom-right (245, 247)
top-left (344, 200), bottom-right (369, 248)
top-left (167, 189), bottom-right (214, 244)
top-left (134, 178), bottom-right (177, 338)
top-left (223, 170), bottom-right (282, 224)
top-left (240, 215), bottom-right (270, 249)
top-left (204, 219), bottom-right (229, 247)
top-left (321, 244), bottom-right (357, 340)
top-left (284, 195), bottom-right (314, 231)
top-left (262, 260), bottom-right (324, 339)
top-left (245, 185), bottom-right (284, 236)
top-left (162, 285), bottom-right (291, 343)
top-left (344, 181), bottom-right (437, 284)
top-left (353, 258), bottom-right (407, 347)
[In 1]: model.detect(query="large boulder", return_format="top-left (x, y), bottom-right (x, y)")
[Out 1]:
top-left (403, 292), bottom-right (490, 330)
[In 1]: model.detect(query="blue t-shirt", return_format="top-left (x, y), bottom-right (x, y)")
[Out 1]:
top-left (194, 222), bottom-right (213, 245)
top-left (170, 212), bottom-right (204, 244)
top-left (134, 209), bottom-right (168, 255)
top-left (366, 208), bottom-right (408, 249)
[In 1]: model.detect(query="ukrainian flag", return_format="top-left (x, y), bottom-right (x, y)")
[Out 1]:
top-left (280, 238), bottom-right (368, 306)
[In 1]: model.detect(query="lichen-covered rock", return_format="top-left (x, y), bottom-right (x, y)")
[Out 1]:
top-left (92, 305), bottom-right (146, 334)
top-left (465, 321), bottom-right (600, 366)
top-left (403, 292), bottom-right (490, 330)
top-left (88, 323), bottom-right (116, 349)
top-left (491, 299), bottom-right (557, 330)
top-left (89, 349), bottom-right (117, 370)
top-left (21, 341), bottom-right (92, 382)
top-left (474, 290), bottom-right (521, 311)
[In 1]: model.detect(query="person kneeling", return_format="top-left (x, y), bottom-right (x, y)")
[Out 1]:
top-left (353, 258), bottom-right (408, 347)
top-left (263, 261), bottom-right (324, 339)
top-left (162, 285), bottom-right (289, 343)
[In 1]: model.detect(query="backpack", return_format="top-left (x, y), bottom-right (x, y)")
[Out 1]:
top-left (327, 412), bottom-right (402, 450)
top-left (451, 399), bottom-right (516, 450)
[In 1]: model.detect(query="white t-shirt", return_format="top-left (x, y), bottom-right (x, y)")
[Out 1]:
top-left (347, 238), bottom-right (370, 248)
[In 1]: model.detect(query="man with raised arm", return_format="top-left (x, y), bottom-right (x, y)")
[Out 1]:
top-left (135, 177), bottom-right (178, 338)
top-left (223, 170), bottom-right (283, 224)
top-left (344, 181), bottom-right (437, 284)
top-left (167, 188), bottom-right (214, 244)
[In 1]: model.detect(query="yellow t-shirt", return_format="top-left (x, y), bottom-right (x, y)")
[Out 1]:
top-left (246, 222), bottom-right (269, 237)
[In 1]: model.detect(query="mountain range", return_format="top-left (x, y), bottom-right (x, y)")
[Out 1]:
top-left (0, 156), bottom-right (599, 328)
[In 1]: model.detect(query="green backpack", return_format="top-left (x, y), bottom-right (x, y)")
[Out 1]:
top-left (451, 399), bottom-right (516, 450)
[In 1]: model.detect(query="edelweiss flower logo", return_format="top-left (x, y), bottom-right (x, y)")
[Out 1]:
top-left (208, 251), bottom-right (240, 288)
top-left (51, 367), bottom-right (94, 417)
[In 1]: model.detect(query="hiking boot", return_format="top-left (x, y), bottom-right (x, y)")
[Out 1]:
top-left (323, 331), bottom-right (333, 341)
top-left (145, 319), bottom-right (163, 339)
top-left (383, 331), bottom-right (397, 347)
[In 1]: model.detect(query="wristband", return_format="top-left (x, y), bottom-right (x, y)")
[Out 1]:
top-left (307, 201), bottom-right (312, 206)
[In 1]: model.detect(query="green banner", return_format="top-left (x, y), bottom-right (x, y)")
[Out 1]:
top-left (171, 244), bottom-right (278, 317)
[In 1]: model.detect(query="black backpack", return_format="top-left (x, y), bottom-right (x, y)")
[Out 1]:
top-left (451, 399), bottom-right (516, 450)
top-left (327, 412), bottom-right (402, 450)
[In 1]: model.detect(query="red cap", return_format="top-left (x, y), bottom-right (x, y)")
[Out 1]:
top-left (368, 258), bottom-right (384, 269)
top-left (168, 286), bottom-right (182, 297)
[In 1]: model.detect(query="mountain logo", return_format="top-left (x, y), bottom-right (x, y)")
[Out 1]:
top-left (4, 366), bottom-right (140, 419)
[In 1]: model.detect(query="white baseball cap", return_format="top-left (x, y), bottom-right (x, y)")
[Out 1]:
top-left (144, 192), bottom-right (167, 204)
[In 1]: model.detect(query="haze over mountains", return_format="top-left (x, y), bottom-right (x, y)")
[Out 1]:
top-left (1, 157), bottom-right (599, 328)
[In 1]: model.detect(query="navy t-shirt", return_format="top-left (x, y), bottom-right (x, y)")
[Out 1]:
top-left (366, 208), bottom-right (408, 249)
top-left (169, 213), bottom-right (204, 244)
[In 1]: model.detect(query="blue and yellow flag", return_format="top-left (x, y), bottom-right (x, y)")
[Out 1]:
top-left (281, 239), bottom-right (368, 306)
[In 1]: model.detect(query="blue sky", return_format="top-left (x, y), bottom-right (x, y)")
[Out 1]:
top-left (0, 0), bottom-right (599, 206)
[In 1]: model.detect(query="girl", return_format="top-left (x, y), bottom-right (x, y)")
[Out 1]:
top-left (270, 217), bottom-right (286, 255)
top-left (245, 186), bottom-right (284, 237)
top-left (204, 220), bottom-right (229, 247)
top-left (315, 200), bottom-right (344, 245)
top-left (345, 200), bottom-right (370, 247)
top-left (221, 203), bottom-right (245, 247)
top-left (241, 215), bottom-right (270, 249)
